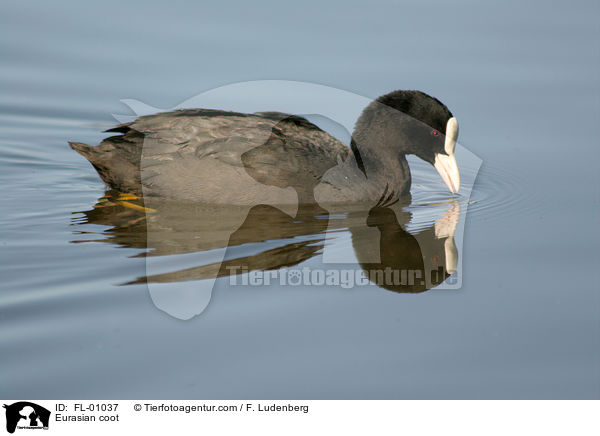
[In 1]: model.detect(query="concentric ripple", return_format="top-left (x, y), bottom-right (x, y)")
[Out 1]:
top-left (407, 155), bottom-right (540, 227)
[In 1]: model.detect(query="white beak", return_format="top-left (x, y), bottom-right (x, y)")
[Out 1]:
top-left (433, 117), bottom-right (460, 193)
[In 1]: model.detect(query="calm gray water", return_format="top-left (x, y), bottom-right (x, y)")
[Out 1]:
top-left (1, 0), bottom-right (599, 399)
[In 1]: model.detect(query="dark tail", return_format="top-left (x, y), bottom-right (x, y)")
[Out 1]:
top-left (69, 141), bottom-right (97, 161)
top-left (69, 141), bottom-right (141, 194)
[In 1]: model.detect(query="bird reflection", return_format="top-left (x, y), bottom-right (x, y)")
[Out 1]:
top-left (352, 202), bottom-right (459, 292)
top-left (72, 190), bottom-right (459, 293)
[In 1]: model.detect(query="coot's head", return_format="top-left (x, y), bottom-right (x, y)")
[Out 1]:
top-left (355, 90), bottom-right (460, 193)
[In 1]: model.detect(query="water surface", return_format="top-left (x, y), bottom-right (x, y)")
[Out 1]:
top-left (1, 0), bottom-right (599, 399)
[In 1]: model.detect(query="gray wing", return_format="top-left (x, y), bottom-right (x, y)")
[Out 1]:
top-left (108, 109), bottom-right (349, 204)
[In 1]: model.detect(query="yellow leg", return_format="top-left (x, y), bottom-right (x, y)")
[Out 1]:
top-left (117, 192), bottom-right (139, 200)
top-left (116, 200), bottom-right (157, 213)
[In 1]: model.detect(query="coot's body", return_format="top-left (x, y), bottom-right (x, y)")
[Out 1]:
top-left (71, 90), bottom-right (460, 205)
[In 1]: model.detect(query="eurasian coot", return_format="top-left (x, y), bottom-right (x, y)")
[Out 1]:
top-left (70, 90), bottom-right (460, 205)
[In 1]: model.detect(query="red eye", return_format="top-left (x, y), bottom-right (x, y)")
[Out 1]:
top-left (431, 130), bottom-right (440, 137)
